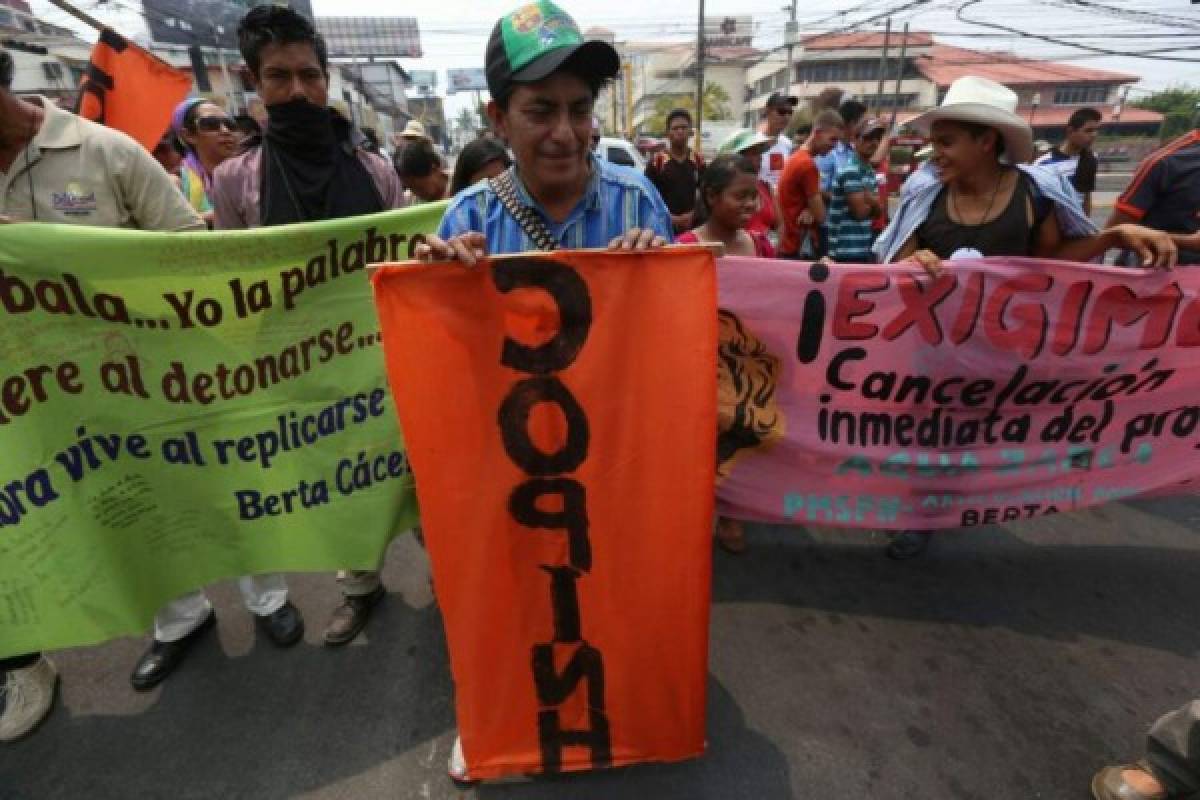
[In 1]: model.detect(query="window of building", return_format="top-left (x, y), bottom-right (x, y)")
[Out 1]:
top-left (860, 93), bottom-right (918, 109)
top-left (1053, 85), bottom-right (1109, 105)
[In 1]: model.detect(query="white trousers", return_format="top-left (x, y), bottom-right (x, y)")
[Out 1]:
top-left (153, 574), bottom-right (288, 643)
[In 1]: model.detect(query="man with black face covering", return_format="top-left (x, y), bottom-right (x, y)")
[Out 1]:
top-left (209, 5), bottom-right (407, 651)
top-left (210, 5), bottom-right (404, 228)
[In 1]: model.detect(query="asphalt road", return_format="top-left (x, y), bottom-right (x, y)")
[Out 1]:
top-left (3, 498), bottom-right (1199, 800)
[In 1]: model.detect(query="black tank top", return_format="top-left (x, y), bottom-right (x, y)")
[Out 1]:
top-left (916, 171), bottom-right (1039, 259)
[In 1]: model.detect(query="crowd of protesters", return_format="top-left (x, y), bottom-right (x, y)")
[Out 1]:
top-left (1, 1), bottom-right (1198, 796)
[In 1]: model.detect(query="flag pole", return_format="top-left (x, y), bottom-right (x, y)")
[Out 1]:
top-left (45, 0), bottom-right (107, 33)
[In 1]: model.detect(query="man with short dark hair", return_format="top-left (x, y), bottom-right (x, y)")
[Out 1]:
top-left (827, 117), bottom-right (886, 262)
top-left (397, 139), bottom-right (449, 203)
top-left (778, 108), bottom-right (842, 258)
top-left (421, 0), bottom-right (670, 263)
top-left (414, 2), bottom-right (671, 780)
top-left (1035, 106), bottom-right (1101, 214)
top-left (758, 91), bottom-right (797, 190)
top-left (0, 44), bottom-right (203, 742)
top-left (211, 4), bottom-right (403, 229)
top-left (644, 107), bottom-right (704, 233)
top-left (816, 98), bottom-right (868, 193)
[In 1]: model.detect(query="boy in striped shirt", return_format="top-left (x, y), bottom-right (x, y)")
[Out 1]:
top-left (827, 118), bottom-right (887, 263)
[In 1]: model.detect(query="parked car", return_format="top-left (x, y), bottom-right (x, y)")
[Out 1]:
top-left (594, 137), bottom-right (646, 170)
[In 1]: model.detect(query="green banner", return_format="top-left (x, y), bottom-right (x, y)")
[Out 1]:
top-left (0, 205), bottom-right (443, 657)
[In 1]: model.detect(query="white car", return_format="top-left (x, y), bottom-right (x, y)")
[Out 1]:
top-left (594, 137), bottom-right (645, 170)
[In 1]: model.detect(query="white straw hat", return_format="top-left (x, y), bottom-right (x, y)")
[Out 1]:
top-left (400, 119), bottom-right (429, 140)
top-left (908, 76), bottom-right (1034, 164)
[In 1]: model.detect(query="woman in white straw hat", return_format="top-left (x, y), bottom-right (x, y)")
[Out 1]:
top-left (875, 75), bottom-right (1182, 272)
top-left (873, 76), bottom-right (1186, 560)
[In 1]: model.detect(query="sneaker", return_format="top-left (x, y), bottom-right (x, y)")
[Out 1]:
top-left (0, 656), bottom-right (58, 742)
top-left (447, 734), bottom-right (474, 785)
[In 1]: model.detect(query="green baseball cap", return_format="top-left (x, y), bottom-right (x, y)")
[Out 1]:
top-left (485, 1), bottom-right (619, 101)
top-left (719, 129), bottom-right (772, 154)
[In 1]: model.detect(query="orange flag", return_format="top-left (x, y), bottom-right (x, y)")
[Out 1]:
top-left (372, 249), bottom-right (718, 779)
top-left (76, 29), bottom-right (194, 151)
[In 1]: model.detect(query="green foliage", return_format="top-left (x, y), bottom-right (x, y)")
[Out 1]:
top-left (1133, 87), bottom-right (1200, 141)
top-left (643, 83), bottom-right (733, 134)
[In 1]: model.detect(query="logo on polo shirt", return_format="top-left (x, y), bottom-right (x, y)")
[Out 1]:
top-left (51, 182), bottom-right (97, 216)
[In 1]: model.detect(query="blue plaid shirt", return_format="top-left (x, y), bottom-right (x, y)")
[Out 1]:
top-left (437, 155), bottom-right (673, 252)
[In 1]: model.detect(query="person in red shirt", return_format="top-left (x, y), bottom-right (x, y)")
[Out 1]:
top-left (778, 109), bottom-right (842, 258)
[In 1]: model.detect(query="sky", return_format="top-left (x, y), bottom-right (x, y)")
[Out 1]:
top-left (31, 0), bottom-right (1200, 124)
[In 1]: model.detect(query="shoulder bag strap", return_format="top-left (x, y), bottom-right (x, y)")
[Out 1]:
top-left (488, 167), bottom-right (557, 251)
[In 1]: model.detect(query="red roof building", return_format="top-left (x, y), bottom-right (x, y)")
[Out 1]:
top-left (743, 32), bottom-right (1162, 140)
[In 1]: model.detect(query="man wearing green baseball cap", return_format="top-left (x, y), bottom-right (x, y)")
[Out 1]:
top-left (416, 0), bottom-right (672, 262)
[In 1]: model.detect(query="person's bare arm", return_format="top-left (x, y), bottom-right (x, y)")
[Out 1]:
top-left (1036, 211), bottom-right (1176, 268)
top-left (807, 192), bottom-right (828, 226)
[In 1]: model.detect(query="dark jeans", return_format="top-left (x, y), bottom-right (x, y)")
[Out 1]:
top-left (1145, 699), bottom-right (1200, 796)
top-left (0, 652), bottom-right (40, 671)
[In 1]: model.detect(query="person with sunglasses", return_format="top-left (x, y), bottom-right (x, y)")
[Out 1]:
top-left (758, 92), bottom-right (798, 191)
top-left (171, 98), bottom-right (238, 225)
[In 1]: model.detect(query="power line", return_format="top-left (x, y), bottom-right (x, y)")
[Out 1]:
top-left (956, 0), bottom-right (1200, 63)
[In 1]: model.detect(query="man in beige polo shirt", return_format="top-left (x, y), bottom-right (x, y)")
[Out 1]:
top-left (0, 82), bottom-right (201, 228)
top-left (0, 47), bottom-right (203, 745)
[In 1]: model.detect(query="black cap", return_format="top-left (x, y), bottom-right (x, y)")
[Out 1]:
top-left (485, 1), bottom-right (619, 102)
top-left (765, 92), bottom-right (798, 111)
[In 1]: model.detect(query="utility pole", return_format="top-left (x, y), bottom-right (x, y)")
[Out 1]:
top-left (873, 17), bottom-right (892, 114)
top-left (695, 0), bottom-right (705, 153)
top-left (887, 22), bottom-right (909, 133)
top-left (784, 0), bottom-right (798, 110)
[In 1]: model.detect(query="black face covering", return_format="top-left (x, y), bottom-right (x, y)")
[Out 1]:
top-left (260, 99), bottom-right (384, 226)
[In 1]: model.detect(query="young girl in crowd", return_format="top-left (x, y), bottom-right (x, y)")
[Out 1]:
top-left (678, 153), bottom-right (775, 259)
top-left (449, 136), bottom-right (513, 195)
top-left (172, 98), bottom-right (238, 226)
top-left (679, 153), bottom-right (773, 554)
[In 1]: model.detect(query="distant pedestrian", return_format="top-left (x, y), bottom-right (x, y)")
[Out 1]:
top-left (778, 109), bottom-right (842, 258)
top-left (1034, 106), bottom-right (1101, 214)
top-left (397, 139), bottom-right (450, 203)
top-left (826, 117), bottom-right (886, 263)
top-left (449, 136), bottom-right (512, 194)
top-left (758, 92), bottom-right (798, 190)
top-left (644, 108), bottom-right (705, 234)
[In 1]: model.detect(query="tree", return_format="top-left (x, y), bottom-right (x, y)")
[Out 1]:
top-left (455, 107), bottom-right (478, 135)
top-left (1133, 86), bottom-right (1200, 141)
top-left (643, 83), bottom-right (733, 134)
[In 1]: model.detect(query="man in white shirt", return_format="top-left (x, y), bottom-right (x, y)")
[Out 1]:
top-left (758, 92), bottom-right (797, 189)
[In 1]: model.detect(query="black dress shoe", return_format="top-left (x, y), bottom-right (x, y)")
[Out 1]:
top-left (130, 612), bottom-right (215, 691)
top-left (258, 601), bottom-right (304, 647)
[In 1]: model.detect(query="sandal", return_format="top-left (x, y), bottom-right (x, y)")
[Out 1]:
top-left (1091, 764), bottom-right (1167, 800)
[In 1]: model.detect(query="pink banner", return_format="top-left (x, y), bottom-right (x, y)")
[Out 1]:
top-left (716, 257), bottom-right (1200, 529)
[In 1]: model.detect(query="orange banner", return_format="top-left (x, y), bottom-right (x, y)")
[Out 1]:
top-left (372, 249), bottom-right (718, 779)
top-left (76, 29), bottom-right (193, 152)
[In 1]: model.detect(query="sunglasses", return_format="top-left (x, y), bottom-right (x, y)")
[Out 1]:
top-left (194, 116), bottom-right (236, 133)
top-left (772, 107), bottom-right (794, 116)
